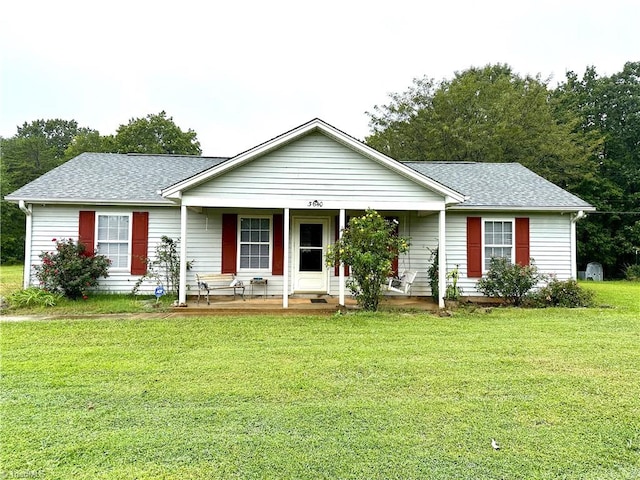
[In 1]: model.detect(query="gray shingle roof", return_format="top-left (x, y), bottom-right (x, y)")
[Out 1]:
top-left (6, 152), bottom-right (592, 211)
top-left (5, 153), bottom-right (227, 204)
top-left (404, 161), bottom-right (593, 209)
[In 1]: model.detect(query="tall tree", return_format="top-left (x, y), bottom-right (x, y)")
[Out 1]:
top-left (1, 119), bottom-right (87, 264)
top-left (553, 62), bottom-right (640, 274)
top-left (112, 111), bottom-right (201, 155)
top-left (366, 64), bottom-right (600, 190)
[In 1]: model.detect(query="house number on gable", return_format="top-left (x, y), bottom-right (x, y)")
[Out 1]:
top-left (307, 200), bottom-right (324, 207)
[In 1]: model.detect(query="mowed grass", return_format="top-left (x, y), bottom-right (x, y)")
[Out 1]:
top-left (0, 264), bottom-right (23, 297)
top-left (1, 283), bottom-right (639, 479)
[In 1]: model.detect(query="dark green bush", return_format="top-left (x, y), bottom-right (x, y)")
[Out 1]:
top-left (476, 257), bottom-right (544, 306)
top-left (625, 264), bottom-right (640, 281)
top-left (528, 278), bottom-right (595, 308)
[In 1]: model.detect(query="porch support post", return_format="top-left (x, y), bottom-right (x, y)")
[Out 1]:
top-left (570, 215), bottom-right (578, 279)
top-left (19, 201), bottom-right (33, 289)
top-left (283, 208), bottom-right (290, 308)
top-left (438, 208), bottom-right (446, 309)
top-left (339, 208), bottom-right (346, 306)
top-left (178, 204), bottom-right (188, 306)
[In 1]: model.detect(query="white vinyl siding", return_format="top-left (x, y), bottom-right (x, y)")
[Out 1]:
top-left (445, 212), bottom-right (574, 295)
top-left (184, 132), bottom-right (443, 207)
top-left (25, 206), bottom-right (575, 298)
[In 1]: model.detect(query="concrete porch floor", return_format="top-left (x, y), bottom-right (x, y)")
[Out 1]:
top-left (175, 295), bottom-right (439, 315)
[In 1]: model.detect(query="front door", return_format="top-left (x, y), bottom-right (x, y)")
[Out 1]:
top-left (293, 217), bottom-right (329, 292)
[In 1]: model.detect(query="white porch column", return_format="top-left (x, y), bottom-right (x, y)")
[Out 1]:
top-left (570, 219), bottom-right (577, 279)
top-left (283, 208), bottom-right (290, 308)
top-left (20, 201), bottom-right (33, 289)
top-left (339, 209), bottom-right (346, 306)
top-left (438, 208), bottom-right (446, 309)
top-left (179, 204), bottom-right (188, 306)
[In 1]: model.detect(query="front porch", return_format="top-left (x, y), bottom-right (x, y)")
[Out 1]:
top-left (175, 294), bottom-right (439, 315)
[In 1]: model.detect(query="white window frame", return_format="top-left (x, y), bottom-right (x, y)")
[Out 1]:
top-left (96, 212), bottom-right (132, 272)
top-left (482, 218), bottom-right (515, 272)
top-left (237, 215), bottom-right (272, 272)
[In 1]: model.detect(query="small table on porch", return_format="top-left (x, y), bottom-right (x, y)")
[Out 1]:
top-left (250, 278), bottom-right (268, 299)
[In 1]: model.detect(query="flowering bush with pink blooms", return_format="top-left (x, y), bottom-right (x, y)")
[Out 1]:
top-left (34, 238), bottom-right (111, 300)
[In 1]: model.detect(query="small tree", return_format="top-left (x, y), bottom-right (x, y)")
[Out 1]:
top-left (476, 257), bottom-right (544, 306)
top-left (326, 209), bottom-right (409, 311)
top-left (35, 238), bottom-right (110, 300)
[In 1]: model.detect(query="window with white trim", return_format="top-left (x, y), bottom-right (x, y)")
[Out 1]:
top-left (484, 220), bottom-right (513, 270)
top-left (239, 217), bottom-right (271, 269)
top-left (97, 214), bottom-right (130, 269)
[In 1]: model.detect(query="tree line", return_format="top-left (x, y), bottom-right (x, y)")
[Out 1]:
top-left (2, 63), bottom-right (638, 276)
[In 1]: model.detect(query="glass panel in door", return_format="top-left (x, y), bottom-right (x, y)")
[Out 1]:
top-left (299, 223), bottom-right (323, 272)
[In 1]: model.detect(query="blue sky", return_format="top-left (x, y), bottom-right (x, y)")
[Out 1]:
top-left (1, 0), bottom-right (637, 156)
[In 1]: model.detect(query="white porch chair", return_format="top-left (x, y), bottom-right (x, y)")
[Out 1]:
top-left (387, 270), bottom-right (418, 294)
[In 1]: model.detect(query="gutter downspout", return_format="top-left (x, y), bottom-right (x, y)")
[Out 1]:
top-left (18, 200), bottom-right (33, 289)
top-left (570, 210), bottom-right (586, 279)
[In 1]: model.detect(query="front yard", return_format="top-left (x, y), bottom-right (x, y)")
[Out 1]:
top-left (1, 281), bottom-right (639, 479)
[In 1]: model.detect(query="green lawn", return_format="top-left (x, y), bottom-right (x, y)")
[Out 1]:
top-left (1, 282), bottom-right (639, 479)
top-left (0, 264), bottom-right (23, 297)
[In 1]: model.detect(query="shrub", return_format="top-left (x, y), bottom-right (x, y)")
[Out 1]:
top-left (132, 236), bottom-right (192, 296)
top-left (34, 238), bottom-right (110, 300)
top-left (528, 277), bottom-right (595, 308)
top-left (8, 287), bottom-right (63, 307)
top-left (476, 257), bottom-right (544, 306)
top-left (326, 209), bottom-right (409, 311)
top-left (427, 247), bottom-right (439, 302)
top-left (445, 265), bottom-right (462, 300)
top-left (624, 264), bottom-right (640, 281)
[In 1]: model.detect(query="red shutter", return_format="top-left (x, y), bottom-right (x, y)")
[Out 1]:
top-left (467, 217), bottom-right (482, 278)
top-left (272, 214), bottom-right (284, 275)
top-left (515, 217), bottom-right (530, 266)
top-left (221, 213), bottom-right (238, 274)
top-left (131, 212), bottom-right (149, 275)
top-left (78, 211), bottom-right (95, 255)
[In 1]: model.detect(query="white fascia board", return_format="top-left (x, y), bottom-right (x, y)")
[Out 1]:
top-left (182, 195), bottom-right (445, 211)
top-left (448, 205), bottom-right (597, 212)
top-left (161, 119), bottom-right (466, 204)
top-left (5, 197), bottom-right (176, 207)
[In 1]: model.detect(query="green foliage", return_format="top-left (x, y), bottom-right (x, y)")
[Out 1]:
top-left (326, 210), bottom-right (409, 311)
top-left (427, 247), bottom-right (439, 301)
top-left (34, 238), bottom-right (110, 300)
top-left (553, 62), bottom-right (640, 276)
top-left (527, 278), bottom-right (595, 308)
top-left (132, 236), bottom-right (191, 296)
top-left (366, 64), bottom-right (598, 190)
top-left (1, 119), bottom-right (90, 264)
top-left (113, 111), bottom-right (201, 155)
top-left (7, 287), bottom-right (62, 307)
top-left (445, 264), bottom-right (462, 300)
top-left (476, 257), bottom-right (544, 306)
top-left (624, 264), bottom-right (640, 281)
